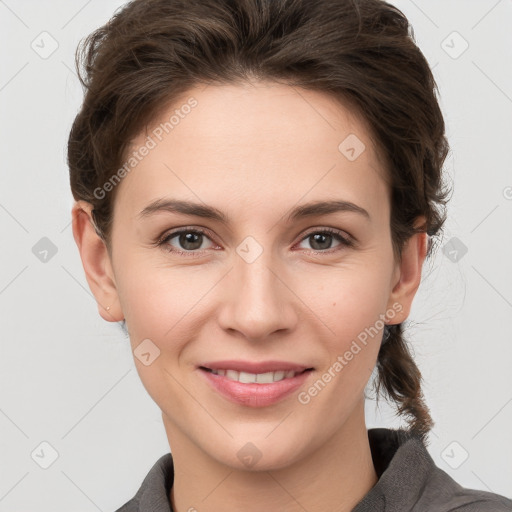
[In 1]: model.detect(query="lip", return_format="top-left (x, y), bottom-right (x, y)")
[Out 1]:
top-left (198, 365), bottom-right (314, 408)
top-left (199, 360), bottom-right (312, 374)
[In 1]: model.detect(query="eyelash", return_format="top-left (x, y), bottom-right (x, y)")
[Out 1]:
top-left (155, 226), bottom-right (355, 257)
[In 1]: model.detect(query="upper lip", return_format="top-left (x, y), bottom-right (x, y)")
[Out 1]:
top-left (199, 360), bottom-right (313, 374)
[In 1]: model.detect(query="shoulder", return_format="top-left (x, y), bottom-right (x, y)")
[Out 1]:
top-left (417, 462), bottom-right (512, 511)
top-left (113, 453), bottom-right (174, 512)
top-left (353, 428), bottom-right (512, 512)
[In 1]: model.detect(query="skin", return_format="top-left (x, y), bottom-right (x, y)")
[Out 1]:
top-left (72, 81), bottom-right (427, 512)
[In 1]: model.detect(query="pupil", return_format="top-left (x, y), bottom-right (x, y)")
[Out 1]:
top-left (311, 233), bottom-right (331, 250)
top-left (181, 232), bottom-right (201, 250)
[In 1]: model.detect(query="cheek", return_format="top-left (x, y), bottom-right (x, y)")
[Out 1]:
top-left (294, 266), bottom-right (390, 411)
top-left (295, 258), bottom-right (392, 336)
top-left (113, 255), bottom-right (198, 405)
top-left (113, 250), bottom-right (196, 346)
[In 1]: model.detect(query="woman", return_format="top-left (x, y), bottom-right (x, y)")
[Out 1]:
top-left (68, 0), bottom-right (512, 510)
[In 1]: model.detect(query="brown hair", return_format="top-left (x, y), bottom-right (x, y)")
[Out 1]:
top-left (68, 0), bottom-right (451, 442)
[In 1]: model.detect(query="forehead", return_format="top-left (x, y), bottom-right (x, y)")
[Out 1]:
top-left (115, 81), bottom-right (389, 221)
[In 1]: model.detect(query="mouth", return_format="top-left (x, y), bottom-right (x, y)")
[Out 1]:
top-left (199, 366), bottom-right (313, 384)
top-left (197, 362), bottom-right (315, 407)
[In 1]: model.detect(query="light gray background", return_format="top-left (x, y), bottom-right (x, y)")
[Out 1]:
top-left (0, 0), bottom-right (511, 510)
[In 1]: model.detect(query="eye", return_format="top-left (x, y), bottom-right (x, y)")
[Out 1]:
top-left (296, 228), bottom-right (354, 253)
top-left (155, 226), bottom-right (354, 257)
top-left (156, 227), bottom-right (217, 256)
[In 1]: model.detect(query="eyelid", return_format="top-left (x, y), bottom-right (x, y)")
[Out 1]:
top-left (155, 226), bottom-right (219, 256)
top-left (155, 225), bottom-right (215, 246)
top-left (299, 226), bottom-right (353, 242)
top-left (155, 225), bottom-right (355, 256)
top-left (295, 226), bottom-right (355, 251)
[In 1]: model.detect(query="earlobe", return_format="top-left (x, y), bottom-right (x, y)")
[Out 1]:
top-left (386, 218), bottom-right (428, 324)
top-left (71, 201), bottom-right (123, 323)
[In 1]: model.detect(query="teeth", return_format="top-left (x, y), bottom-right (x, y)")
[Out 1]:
top-left (225, 369), bottom-right (238, 381)
top-left (209, 369), bottom-right (299, 383)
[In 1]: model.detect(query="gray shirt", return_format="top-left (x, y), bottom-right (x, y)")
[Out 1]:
top-left (115, 428), bottom-right (512, 511)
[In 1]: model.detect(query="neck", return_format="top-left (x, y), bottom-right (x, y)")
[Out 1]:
top-left (165, 402), bottom-right (378, 512)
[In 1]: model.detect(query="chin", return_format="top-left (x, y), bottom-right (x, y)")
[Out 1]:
top-left (209, 435), bottom-right (308, 473)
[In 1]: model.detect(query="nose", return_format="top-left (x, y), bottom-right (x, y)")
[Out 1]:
top-left (216, 243), bottom-right (298, 341)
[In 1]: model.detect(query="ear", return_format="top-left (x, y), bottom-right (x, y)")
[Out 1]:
top-left (386, 216), bottom-right (428, 324)
top-left (71, 200), bottom-right (123, 323)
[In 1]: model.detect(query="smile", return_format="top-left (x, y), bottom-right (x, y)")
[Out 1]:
top-left (199, 366), bottom-right (314, 407)
top-left (203, 368), bottom-right (308, 384)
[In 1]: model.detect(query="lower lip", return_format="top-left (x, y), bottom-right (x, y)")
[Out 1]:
top-left (199, 368), bottom-right (313, 407)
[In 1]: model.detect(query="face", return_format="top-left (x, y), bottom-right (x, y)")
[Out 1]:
top-left (75, 81), bottom-right (423, 471)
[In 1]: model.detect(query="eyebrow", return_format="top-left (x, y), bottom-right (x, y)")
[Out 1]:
top-left (138, 198), bottom-right (370, 224)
